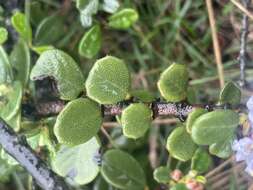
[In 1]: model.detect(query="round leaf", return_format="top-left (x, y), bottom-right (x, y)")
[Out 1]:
top-left (166, 126), bottom-right (197, 161)
top-left (10, 39), bottom-right (30, 87)
top-left (108, 8), bottom-right (139, 29)
top-left (101, 149), bottom-right (146, 190)
top-left (157, 63), bottom-right (188, 102)
top-left (153, 166), bottom-right (170, 184)
top-left (11, 12), bottom-right (32, 42)
top-left (78, 25), bottom-right (101, 58)
top-left (191, 110), bottom-right (239, 145)
top-left (52, 137), bottom-right (100, 185)
top-left (30, 49), bottom-right (85, 100)
top-left (209, 139), bottom-right (233, 158)
top-left (86, 56), bottom-right (130, 104)
top-left (191, 148), bottom-right (211, 174)
top-left (121, 103), bottom-right (152, 139)
top-left (186, 108), bottom-right (207, 133)
top-left (54, 98), bottom-right (102, 145)
top-left (0, 27), bottom-right (8, 44)
top-left (219, 81), bottom-right (241, 106)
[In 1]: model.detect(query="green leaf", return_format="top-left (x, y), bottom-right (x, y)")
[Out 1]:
top-left (0, 46), bottom-right (12, 84)
top-left (76, 0), bottom-right (99, 28)
top-left (108, 8), bottom-right (138, 30)
top-left (157, 63), bottom-right (188, 102)
top-left (209, 138), bottom-right (233, 158)
top-left (102, 0), bottom-right (120, 14)
top-left (5, 110), bottom-right (21, 132)
top-left (0, 81), bottom-right (22, 121)
top-left (52, 137), bottom-right (100, 185)
top-left (11, 12), bottom-right (32, 43)
top-left (153, 166), bottom-right (170, 184)
top-left (130, 89), bottom-right (155, 102)
top-left (191, 148), bottom-right (211, 174)
top-left (171, 183), bottom-right (188, 190)
top-left (10, 39), bottom-right (30, 87)
top-left (34, 14), bottom-right (65, 45)
top-left (166, 126), bottom-right (197, 161)
top-left (94, 176), bottom-right (118, 190)
top-left (101, 149), bottom-right (146, 190)
top-left (54, 98), bottom-right (102, 145)
top-left (219, 81), bottom-right (241, 106)
top-left (191, 110), bottom-right (239, 145)
top-left (31, 45), bottom-right (54, 54)
top-left (78, 25), bottom-right (101, 58)
top-left (86, 56), bottom-right (130, 104)
top-left (121, 103), bottom-right (152, 139)
top-left (186, 108), bottom-right (207, 133)
top-left (30, 49), bottom-right (85, 100)
top-left (0, 27), bottom-right (8, 44)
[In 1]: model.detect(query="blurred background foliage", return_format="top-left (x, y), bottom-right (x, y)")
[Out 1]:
top-left (0, 0), bottom-right (253, 190)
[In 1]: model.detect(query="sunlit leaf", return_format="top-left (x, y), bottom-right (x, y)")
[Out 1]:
top-left (11, 12), bottom-right (32, 43)
top-left (166, 126), bottom-right (197, 161)
top-left (0, 27), bottom-right (8, 44)
top-left (121, 103), bottom-right (152, 139)
top-left (191, 110), bottom-right (239, 145)
top-left (157, 63), bottom-right (188, 102)
top-left (108, 8), bottom-right (138, 29)
top-left (78, 25), bottom-right (101, 59)
top-left (52, 137), bottom-right (100, 185)
top-left (30, 49), bottom-right (85, 100)
top-left (86, 56), bottom-right (130, 104)
top-left (54, 98), bottom-right (102, 145)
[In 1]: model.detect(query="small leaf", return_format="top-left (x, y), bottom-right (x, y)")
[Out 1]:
top-left (102, 0), bottom-right (120, 14)
top-left (11, 12), bottom-right (32, 43)
top-left (10, 39), bottom-right (30, 87)
top-left (30, 49), bottom-right (85, 100)
top-left (153, 166), bottom-right (170, 184)
top-left (186, 108), bottom-right (207, 133)
top-left (131, 89), bottom-right (155, 102)
top-left (101, 149), bottom-right (146, 190)
top-left (219, 81), bottom-right (241, 106)
top-left (0, 27), bottom-right (8, 44)
top-left (52, 137), bottom-right (100, 185)
top-left (78, 25), bottom-right (101, 59)
top-left (191, 110), bottom-right (239, 145)
top-left (76, 0), bottom-right (99, 28)
top-left (166, 126), bottom-right (197, 161)
top-left (108, 8), bottom-right (138, 29)
top-left (0, 81), bottom-right (22, 121)
top-left (157, 63), bottom-right (188, 102)
top-left (171, 183), bottom-right (188, 190)
top-left (54, 98), bottom-right (102, 145)
top-left (191, 148), bottom-right (211, 174)
top-left (34, 14), bottom-right (65, 45)
top-left (86, 56), bottom-right (130, 104)
top-left (209, 138), bottom-right (233, 158)
top-left (0, 46), bottom-right (12, 84)
top-left (0, 156), bottom-right (15, 183)
top-left (5, 110), bottom-right (21, 132)
top-left (121, 103), bottom-right (152, 139)
top-left (31, 45), bottom-right (54, 54)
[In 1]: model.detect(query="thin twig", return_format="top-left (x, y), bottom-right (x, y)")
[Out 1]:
top-left (237, 0), bottom-right (251, 87)
top-left (0, 118), bottom-right (70, 190)
top-left (206, 0), bottom-right (225, 88)
top-left (231, 0), bottom-right (253, 21)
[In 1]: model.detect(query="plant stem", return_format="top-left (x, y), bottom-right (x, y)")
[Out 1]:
top-left (0, 118), bottom-right (71, 190)
top-left (206, 0), bottom-right (225, 88)
top-left (238, 0), bottom-right (251, 87)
